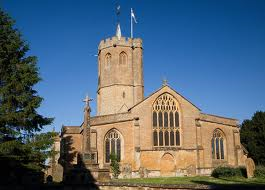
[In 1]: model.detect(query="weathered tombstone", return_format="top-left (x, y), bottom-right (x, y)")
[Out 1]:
top-left (139, 167), bottom-right (149, 178)
top-left (186, 164), bottom-right (196, 176)
top-left (122, 164), bottom-right (132, 178)
top-left (245, 158), bottom-right (255, 178)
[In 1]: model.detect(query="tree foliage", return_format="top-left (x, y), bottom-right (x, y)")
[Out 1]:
top-left (0, 8), bottom-right (55, 183)
top-left (0, 9), bottom-right (53, 141)
top-left (110, 154), bottom-right (121, 179)
top-left (240, 111), bottom-right (265, 165)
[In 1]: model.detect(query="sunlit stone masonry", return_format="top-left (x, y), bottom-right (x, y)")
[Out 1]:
top-left (49, 24), bottom-right (249, 181)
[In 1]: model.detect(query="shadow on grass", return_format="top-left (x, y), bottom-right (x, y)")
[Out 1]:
top-left (191, 177), bottom-right (265, 190)
top-left (0, 135), bottom-right (99, 190)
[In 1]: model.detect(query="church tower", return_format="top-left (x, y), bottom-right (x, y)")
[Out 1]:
top-left (97, 27), bottom-right (144, 115)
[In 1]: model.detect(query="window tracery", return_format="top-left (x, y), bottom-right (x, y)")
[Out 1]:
top-left (152, 93), bottom-right (180, 147)
top-left (104, 130), bottom-right (121, 163)
top-left (211, 129), bottom-right (225, 160)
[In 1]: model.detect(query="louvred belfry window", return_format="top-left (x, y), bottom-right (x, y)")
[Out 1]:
top-left (152, 93), bottom-right (180, 147)
top-left (119, 51), bottom-right (127, 65)
top-left (105, 53), bottom-right (111, 68)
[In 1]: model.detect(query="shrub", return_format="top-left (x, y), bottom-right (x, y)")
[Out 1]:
top-left (110, 154), bottom-right (120, 179)
top-left (211, 166), bottom-right (246, 178)
top-left (254, 165), bottom-right (265, 178)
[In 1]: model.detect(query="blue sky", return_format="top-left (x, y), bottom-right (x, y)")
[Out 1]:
top-left (1, 0), bottom-right (265, 132)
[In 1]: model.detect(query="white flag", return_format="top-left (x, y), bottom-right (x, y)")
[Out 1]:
top-left (131, 8), bottom-right (137, 23)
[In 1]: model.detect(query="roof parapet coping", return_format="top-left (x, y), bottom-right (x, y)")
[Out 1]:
top-left (99, 36), bottom-right (142, 50)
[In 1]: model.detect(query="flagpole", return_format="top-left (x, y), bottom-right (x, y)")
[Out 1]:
top-left (131, 8), bottom-right (133, 38)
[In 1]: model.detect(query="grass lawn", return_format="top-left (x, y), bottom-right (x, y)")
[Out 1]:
top-left (113, 176), bottom-right (265, 186)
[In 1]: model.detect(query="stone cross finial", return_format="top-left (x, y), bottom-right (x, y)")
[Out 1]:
top-left (162, 78), bottom-right (168, 86)
top-left (83, 95), bottom-right (93, 107)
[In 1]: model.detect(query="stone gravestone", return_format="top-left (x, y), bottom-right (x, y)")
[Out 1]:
top-left (139, 167), bottom-right (149, 178)
top-left (122, 164), bottom-right (132, 178)
top-left (245, 158), bottom-right (255, 178)
top-left (186, 164), bottom-right (196, 176)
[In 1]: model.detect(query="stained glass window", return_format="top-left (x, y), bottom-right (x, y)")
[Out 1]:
top-left (170, 131), bottom-right (174, 146)
top-left (158, 112), bottom-right (163, 127)
top-left (153, 131), bottom-right (158, 146)
top-left (170, 112), bottom-right (174, 128)
top-left (212, 129), bottom-right (225, 160)
top-left (105, 139), bottom-right (110, 163)
top-left (104, 130), bottom-right (121, 163)
top-left (152, 93), bottom-right (180, 147)
top-left (175, 112), bottom-right (179, 127)
top-left (164, 112), bottom-right (168, 128)
top-left (159, 131), bottom-right (163, 146)
top-left (153, 112), bottom-right (157, 128)
top-left (175, 130), bottom-right (180, 146)
top-left (165, 131), bottom-right (169, 146)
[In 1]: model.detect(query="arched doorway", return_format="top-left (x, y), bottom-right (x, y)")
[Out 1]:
top-left (160, 153), bottom-right (175, 176)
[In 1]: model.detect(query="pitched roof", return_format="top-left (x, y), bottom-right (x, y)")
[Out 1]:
top-left (128, 85), bottom-right (201, 111)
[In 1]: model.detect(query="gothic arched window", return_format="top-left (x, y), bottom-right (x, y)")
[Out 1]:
top-left (104, 130), bottom-right (121, 163)
top-left (119, 51), bottom-right (127, 65)
top-left (105, 53), bottom-right (111, 68)
top-left (152, 93), bottom-right (180, 147)
top-left (153, 112), bottom-right (157, 127)
top-left (212, 129), bottom-right (225, 160)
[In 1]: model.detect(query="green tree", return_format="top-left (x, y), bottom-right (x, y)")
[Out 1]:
top-left (240, 111), bottom-right (265, 165)
top-left (110, 154), bottom-right (121, 178)
top-left (0, 8), bottom-right (54, 183)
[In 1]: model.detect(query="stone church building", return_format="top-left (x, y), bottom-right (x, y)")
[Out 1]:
top-left (52, 26), bottom-right (248, 180)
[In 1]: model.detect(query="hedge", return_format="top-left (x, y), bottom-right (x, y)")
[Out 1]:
top-left (254, 165), bottom-right (265, 178)
top-left (211, 166), bottom-right (246, 178)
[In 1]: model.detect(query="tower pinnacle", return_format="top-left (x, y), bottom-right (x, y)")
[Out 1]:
top-left (116, 23), bottom-right (121, 40)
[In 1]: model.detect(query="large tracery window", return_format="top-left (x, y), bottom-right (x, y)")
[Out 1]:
top-left (105, 130), bottom-right (121, 163)
top-left (119, 51), bottom-right (127, 65)
top-left (153, 93), bottom-right (180, 147)
top-left (212, 129), bottom-right (225, 160)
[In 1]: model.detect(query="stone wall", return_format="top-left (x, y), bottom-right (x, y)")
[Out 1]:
top-left (97, 36), bottom-right (144, 116)
top-left (0, 183), bottom-right (210, 190)
top-left (59, 84), bottom-right (247, 179)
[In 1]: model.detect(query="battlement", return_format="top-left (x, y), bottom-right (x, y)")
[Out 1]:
top-left (98, 36), bottom-right (142, 50)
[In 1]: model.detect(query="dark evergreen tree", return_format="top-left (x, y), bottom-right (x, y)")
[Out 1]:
top-left (240, 111), bottom-right (265, 165)
top-left (0, 8), bottom-right (55, 184)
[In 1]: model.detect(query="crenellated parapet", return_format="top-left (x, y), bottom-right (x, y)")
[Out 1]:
top-left (98, 36), bottom-right (142, 51)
